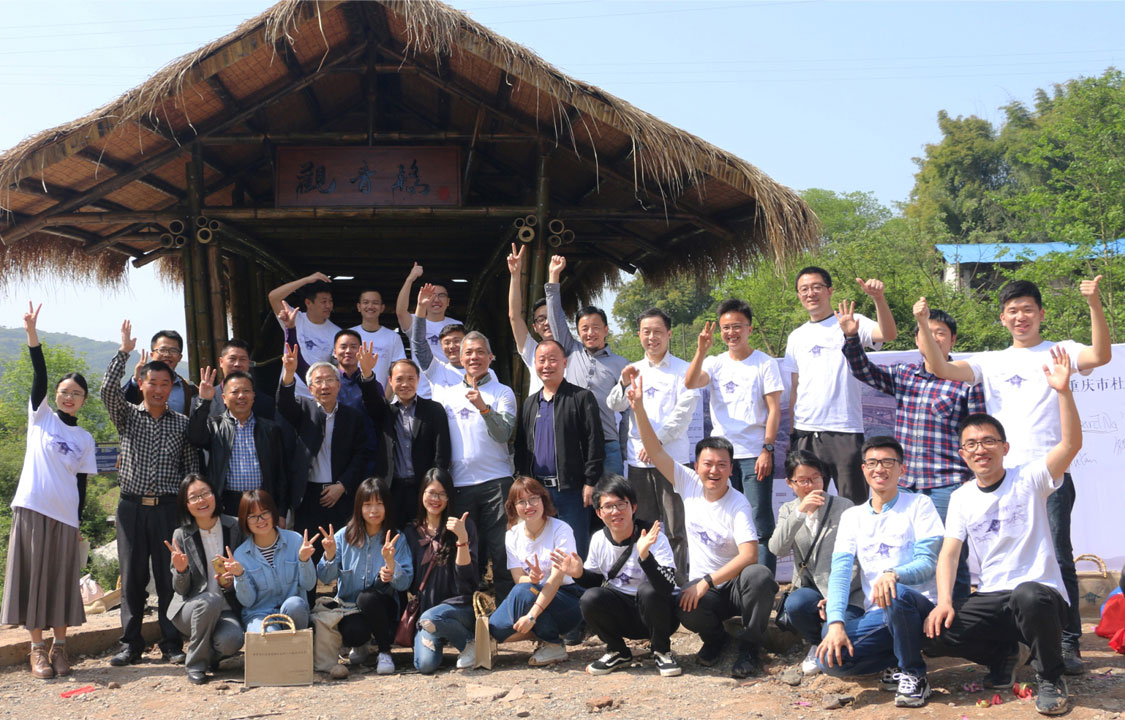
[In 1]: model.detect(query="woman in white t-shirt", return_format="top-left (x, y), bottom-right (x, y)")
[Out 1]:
top-left (0, 303), bottom-right (97, 680)
top-left (487, 477), bottom-right (584, 667)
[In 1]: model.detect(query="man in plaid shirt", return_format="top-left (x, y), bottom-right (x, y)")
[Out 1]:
top-left (102, 320), bottom-right (201, 667)
top-left (837, 301), bottom-right (982, 598)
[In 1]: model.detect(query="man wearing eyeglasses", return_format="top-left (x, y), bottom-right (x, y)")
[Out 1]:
top-left (122, 330), bottom-right (196, 414)
top-left (816, 436), bottom-right (944, 709)
top-left (781, 267), bottom-right (897, 505)
top-left (506, 243), bottom-right (554, 396)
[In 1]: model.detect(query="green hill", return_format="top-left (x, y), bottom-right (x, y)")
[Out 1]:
top-left (0, 327), bottom-right (121, 374)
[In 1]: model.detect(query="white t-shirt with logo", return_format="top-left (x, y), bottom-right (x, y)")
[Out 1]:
top-left (433, 378), bottom-right (516, 487)
top-left (584, 525), bottom-right (676, 595)
top-left (281, 311), bottom-right (341, 399)
top-left (621, 355), bottom-right (699, 468)
top-left (12, 400), bottom-right (98, 528)
top-left (965, 340), bottom-right (1087, 467)
top-left (781, 314), bottom-right (880, 433)
top-left (833, 492), bottom-right (945, 611)
top-left (506, 516), bottom-right (576, 586)
top-left (702, 351), bottom-right (784, 459)
top-left (350, 325), bottom-right (407, 385)
top-left (671, 464), bottom-right (757, 584)
top-left (945, 459), bottom-right (1064, 595)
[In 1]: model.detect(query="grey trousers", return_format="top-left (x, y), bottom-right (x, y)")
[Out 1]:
top-left (171, 592), bottom-right (244, 672)
top-left (627, 465), bottom-right (689, 585)
top-left (678, 564), bottom-right (779, 647)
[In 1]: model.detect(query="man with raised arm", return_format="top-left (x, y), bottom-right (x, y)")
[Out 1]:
top-left (924, 347), bottom-right (1082, 716)
top-left (544, 255), bottom-right (630, 477)
top-left (268, 272), bottom-right (340, 399)
top-left (781, 267), bottom-right (897, 504)
top-left (629, 377), bottom-right (777, 679)
top-left (121, 330), bottom-right (197, 414)
top-left (684, 300), bottom-right (783, 572)
top-left (395, 261), bottom-right (462, 362)
top-left (915, 276), bottom-right (1110, 673)
top-left (350, 288), bottom-right (406, 386)
top-left (507, 243), bottom-right (554, 396)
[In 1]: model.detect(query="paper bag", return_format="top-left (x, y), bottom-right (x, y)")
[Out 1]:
top-left (310, 598), bottom-right (358, 672)
top-left (245, 614), bottom-right (314, 687)
top-left (1076, 554), bottom-right (1118, 620)
top-left (473, 592), bottom-right (494, 670)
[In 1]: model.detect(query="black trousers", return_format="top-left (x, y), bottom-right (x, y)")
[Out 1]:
top-left (338, 589), bottom-right (399, 653)
top-left (1046, 473), bottom-right (1082, 649)
top-left (923, 582), bottom-right (1069, 682)
top-left (678, 564), bottom-right (778, 647)
top-left (115, 497), bottom-right (181, 653)
top-left (791, 430), bottom-right (868, 505)
top-left (294, 483), bottom-right (351, 566)
top-left (580, 583), bottom-right (679, 654)
top-left (391, 476), bottom-right (419, 530)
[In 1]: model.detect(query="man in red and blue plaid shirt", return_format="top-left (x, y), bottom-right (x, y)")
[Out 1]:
top-left (837, 302), bottom-right (982, 598)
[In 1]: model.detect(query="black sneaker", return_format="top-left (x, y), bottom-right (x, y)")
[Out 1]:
top-left (1060, 645), bottom-right (1085, 676)
top-left (893, 671), bottom-right (932, 708)
top-left (696, 635), bottom-right (727, 667)
top-left (109, 647), bottom-right (142, 667)
top-left (985, 643), bottom-right (1029, 688)
top-left (730, 644), bottom-right (763, 679)
top-left (586, 650), bottom-right (632, 675)
top-left (879, 666), bottom-right (901, 691)
top-left (1035, 675), bottom-right (1070, 716)
top-left (653, 651), bottom-right (682, 677)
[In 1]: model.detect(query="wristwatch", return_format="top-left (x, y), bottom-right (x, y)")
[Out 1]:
top-left (762, 443), bottom-right (775, 453)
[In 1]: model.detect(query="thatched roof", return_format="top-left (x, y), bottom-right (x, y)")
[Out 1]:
top-left (0, 0), bottom-right (818, 309)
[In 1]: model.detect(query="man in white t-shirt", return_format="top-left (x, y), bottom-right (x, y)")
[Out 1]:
top-left (685, 298), bottom-right (783, 572)
top-left (816, 436), bottom-right (944, 708)
top-left (268, 271), bottom-right (341, 400)
top-left (607, 308), bottom-right (700, 585)
top-left (395, 261), bottom-right (462, 375)
top-left (506, 243), bottom-right (553, 396)
top-left (915, 276), bottom-right (1110, 674)
top-left (628, 377), bottom-right (777, 679)
top-left (781, 266), bottom-right (896, 505)
top-left (923, 348), bottom-right (1082, 717)
top-left (350, 288), bottom-right (406, 386)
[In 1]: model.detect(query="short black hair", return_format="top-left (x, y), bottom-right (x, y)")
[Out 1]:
top-left (716, 298), bottom-right (752, 326)
top-left (357, 288), bottom-right (384, 303)
top-left (795, 266), bottom-right (832, 290)
top-left (532, 298), bottom-right (547, 313)
top-left (439, 323), bottom-right (467, 340)
top-left (302, 280), bottom-right (332, 303)
top-left (222, 370), bottom-right (255, 391)
top-left (912, 308), bottom-right (958, 337)
top-left (861, 435), bottom-right (904, 462)
top-left (592, 474), bottom-right (636, 510)
top-left (576, 306), bottom-right (608, 326)
top-left (959, 413), bottom-right (1007, 442)
top-left (695, 436), bottom-right (735, 463)
top-left (636, 307), bottom-right (671, 331)
top-left (151, 330), bottom-right (183, 352)
top-left (333, 328), bottom-right (362, 345)
top-left (534, 338), bottom-right (567, 358)
top-left (220, 338), bottom-right (251, 356)
top-left (140, 359), bottom-right (174, 382)
top-left (785, 450), bottom-right (827, 480)
top-left (998, 280), bottom-right (1042, 309)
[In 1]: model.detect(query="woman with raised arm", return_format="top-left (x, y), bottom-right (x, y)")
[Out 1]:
top-left (318, 477), bottom-right (412, 675)
top-left (488, 476), bottom-right (584, 667)
top-left (1, 303), bottom-right (97, 679)
top-left (166, 474), bottom-right (245, 684)
top-left (404, 468), bottom-right (478, 673)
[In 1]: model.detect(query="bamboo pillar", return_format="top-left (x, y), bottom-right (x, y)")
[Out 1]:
top-left (181, 227), bottom-right (200, 380)
top-left (207, 241), bottom-right (228, 359)
top-left (187, 147), bottom-right (215, 371)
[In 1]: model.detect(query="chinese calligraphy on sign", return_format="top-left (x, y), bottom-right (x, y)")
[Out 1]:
top-left (276, 147), bottom-right (461, 207)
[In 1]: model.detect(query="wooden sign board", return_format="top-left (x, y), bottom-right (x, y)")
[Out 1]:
top-left (275, 146), bottom-right (461, 207)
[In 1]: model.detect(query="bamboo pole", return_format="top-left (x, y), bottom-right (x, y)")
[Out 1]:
top-left (187, 148), bottom-right (214, 372)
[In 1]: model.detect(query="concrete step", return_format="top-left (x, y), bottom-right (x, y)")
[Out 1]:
top-left (0, 607), bottom-right (161, 667)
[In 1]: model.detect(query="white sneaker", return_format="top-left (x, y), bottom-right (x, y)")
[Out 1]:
top-left (456, 641), bottom-right (476, 669)
top-left (375, 651), bottom-right (394, 675)
top-left (348, 644), bottom-right (370, 665)
top-left (801, 646), bottom-right (820, 676)
top-left (528, 642), bottom-right (568, 667)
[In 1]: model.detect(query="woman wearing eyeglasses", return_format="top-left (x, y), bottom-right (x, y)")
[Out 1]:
top-left (165, 474), bottom-right (245, 684)
top-left (228, 489), bottom-right (317, 633)
top-left (488, 476), bottom-right (583, 667)
top-left (404, 468), bottom-right (478, 673)
top-left (769, 451), bottom-right (862, 680)
top-left (1, 303), bottom-right (97, 679)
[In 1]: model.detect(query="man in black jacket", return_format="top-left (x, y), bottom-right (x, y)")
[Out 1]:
top-left (362, 358), bottom-right (452, 528)
top-left (277, 344), bottom-right (370, 547)
top-left (188, 369), bottom-right (287, 517)
top-left (515, 339), bottom-right (605, 558)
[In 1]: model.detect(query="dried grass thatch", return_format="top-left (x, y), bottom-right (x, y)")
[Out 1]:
top-left (0, 235), bottom-right (128, 288)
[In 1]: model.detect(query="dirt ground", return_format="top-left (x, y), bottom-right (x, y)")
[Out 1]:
top-left (1, 621), bottom-right (1122, 720)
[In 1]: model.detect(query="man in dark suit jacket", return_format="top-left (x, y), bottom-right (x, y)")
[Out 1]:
top-left (515, 339), bottom-right (604, 557)
top-left (277, 344), bottom-right (370, 548)
top-left (363, 358), bottom-right (452, 528)
top-left (188, 370), bottom-right (287, 517)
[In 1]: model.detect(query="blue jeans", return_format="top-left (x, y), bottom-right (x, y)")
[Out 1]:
top-left (548, 486), bottom-right (591, 558)
top-left (780, 586), bottom-right (863, 645)
top-left (1046, 473), bottom-right (1081, 649)
top-left (603, 439), bottom-right (624, 478)
top-left (732, 457), bottom-right (776, 574)
top-left (246, 595), bottom-right (309, 633)
top-left (902, 485), bottom-right (970, 600)
top-left (817, 585), bottom-right (934, 677)
top-left (413, 602), bottom-right (475, 674)
top-left (489, 583), bottom-right (584, 644)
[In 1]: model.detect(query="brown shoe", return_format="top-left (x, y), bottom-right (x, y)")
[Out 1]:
top-left (50, 643), bottom-right (71, 676)
top-left (30, 645), bottom-right (55, 679)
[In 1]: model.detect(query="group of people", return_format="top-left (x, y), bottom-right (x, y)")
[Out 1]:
top-left (0, 256), bottom-right (1107, 716)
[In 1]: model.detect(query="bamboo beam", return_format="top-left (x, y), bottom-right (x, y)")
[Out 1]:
top-left (134, 247), bottom-right (176, 269)
top-left (216, 221), bottom-right (297, 278)
top-left (205, 206), bottom-right (536, 221)
top-left (462, 107), bottom-right (486, 201)
top-left (77, 148), bottom-right (184, 200)
top-left (197, 132), bottom-right (536, 145)
top-left (275, 39), bottom-right (325, 126)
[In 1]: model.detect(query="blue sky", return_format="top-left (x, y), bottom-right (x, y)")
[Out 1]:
top-left (1, 0), bottom-right (1123, 345)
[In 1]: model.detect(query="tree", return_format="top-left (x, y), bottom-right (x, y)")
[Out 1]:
top-left (611, 272), bottom-right (717, 361)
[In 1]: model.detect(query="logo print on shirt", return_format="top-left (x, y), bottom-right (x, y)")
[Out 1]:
top-left (694, 527), bottom-right (725, 549)
top-left (612, 570), bottom-right (635, 586)
top-left (457, 408), bottom-right (475, 420)
top-left (54, 440), bottom-right (74, 456)
top-left (644, 385), bottom-right (659, 399)
top-left (722, 380), bottom-right (739, 394)
top-left (304, 338), bottom-right (320, 351)
top-left (809, 345), bottom-right (826, 357)
top-left (874, 542), bottom-right (894, 558)
top-left (427, 334), bottom-right (441, 346)
top-left (1005, 375), bottom-right (1027, 388)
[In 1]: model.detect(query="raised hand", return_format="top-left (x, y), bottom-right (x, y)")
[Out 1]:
top-left (23, 302), bottom-right (41, 344)
top-left (620, 365), bottom-right (639, 386)
top-left (637, 519), bottom-right (661, 560)
top-left (298, 529), bottom-right (320, 562)
top-left (526, 555), bottom-right (544, 584)
top-left (277, 300), bottom-right (299, 329)
top-left (1043, 345), bottom-right (1073, 392)
top-left (465, 372), bottom-right (486, 411)
top-left (381, 531), bottom-right (400, 566)
top-left (358, 341), bottom-right (379, 379)
top-left (696, 321), bottom-right (715, 355)
top-left (416, 283), bottom-right (435, 313)
top-left (222, 545), bottom-right (243, 577)
top-left (506, 243), bottom-right (525, 274)
top-left (550, 548), bottom-right (583, 578)
top-left (318, 524), bottom-right (337, 561)
top-left (625, 375), bottom-right (644, 413)
top-left (1079, 274), bottom-right (1103, 302)
top-left (198, 366), bottom-right (217, 401)
top-left (132, 349), bottom-right (150, 383)
top-left (797, 489), bottom-right (826, 516)
top-left (856, 277), bottom-right (885, 300)
top-left (164, 538), bottom-right (189, 573)
top-left (446, 512), bottom-right (470, 544)
top-left (407, 262), bottom-right (424, 282)
top-left (307, 271), bottom-right (332, 284)
top-left (912, 296), bottom-right (930, 322)
top-left (834, 300), bottom-right (859, 337)
top-left (548, 254), bottom-right (566, 283)
top-left (119, 320), bottom-right (136, 354)
top-left (281, 343), bottom-right (298, 382)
